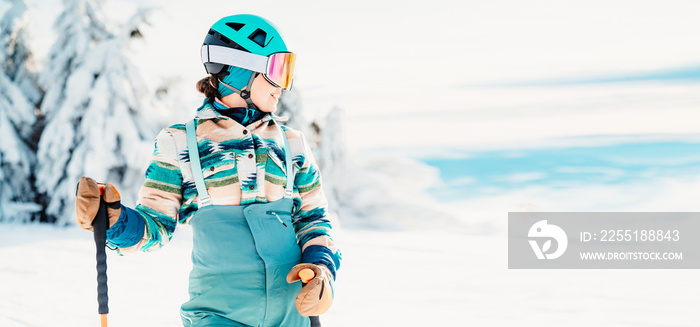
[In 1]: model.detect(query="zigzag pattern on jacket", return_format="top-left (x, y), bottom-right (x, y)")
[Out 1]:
top-left (110, 101), bottom-right (340, 271)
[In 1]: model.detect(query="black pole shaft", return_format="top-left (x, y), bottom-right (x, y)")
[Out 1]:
top-left (93, 197), bottom-right (109, 315)
top-left (310, 316), bottom-right (321, 327)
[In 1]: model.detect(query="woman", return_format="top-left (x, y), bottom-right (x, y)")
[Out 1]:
top-left (75, 14), bottom-right (341, 327)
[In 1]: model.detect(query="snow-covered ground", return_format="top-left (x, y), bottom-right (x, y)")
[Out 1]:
top-left (1, 216), bottom-right (699, 327)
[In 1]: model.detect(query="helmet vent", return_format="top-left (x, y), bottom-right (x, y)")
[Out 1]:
top-left (219, 34), bottom-right (234, 45)
top-left (248, 28), bottom-right (268, 47)
top-left (226, 22), bottom-right (244, 31)
top-left (208, 30), bottom-right (249, 52)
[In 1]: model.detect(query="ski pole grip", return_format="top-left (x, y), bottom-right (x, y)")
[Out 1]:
top-left (93, 192), bottom-right (109, 319)
top-left (298, 268), bottom-right (315, 283)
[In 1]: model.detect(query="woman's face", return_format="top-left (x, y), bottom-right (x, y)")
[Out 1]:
top-left (250, 74), bottom-right (282, 113)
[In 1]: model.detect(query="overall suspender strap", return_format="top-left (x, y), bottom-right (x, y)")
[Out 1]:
top-left (186, 120), bottom-right (212, 207)
top-left (282, 127), bottom-right (294, 198)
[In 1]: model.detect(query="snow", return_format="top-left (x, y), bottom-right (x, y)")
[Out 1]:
top-left (1, 220), bottom-right (699, 327)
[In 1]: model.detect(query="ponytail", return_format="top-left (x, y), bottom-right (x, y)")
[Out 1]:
top-left (196, 75), bottom-right (220, 101)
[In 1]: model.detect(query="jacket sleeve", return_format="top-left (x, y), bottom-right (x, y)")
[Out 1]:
top-left (291, 132), bottom-right (342, 279)
top-left (106, 128), bottom-right (184, 254)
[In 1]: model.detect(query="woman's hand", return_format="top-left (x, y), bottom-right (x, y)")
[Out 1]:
top-left (286, 263), bottom-right (334, 316)
top-left (75, 177), bottom-right (122, 230)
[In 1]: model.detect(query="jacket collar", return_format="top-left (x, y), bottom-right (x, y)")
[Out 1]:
top-left (194, 101), bottom-right (228, 120)
top-left (194, 100), bottom-right (289, 126)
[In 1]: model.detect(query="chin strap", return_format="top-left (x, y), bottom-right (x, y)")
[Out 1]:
top-left (218, 72), bottom-right (258, 110)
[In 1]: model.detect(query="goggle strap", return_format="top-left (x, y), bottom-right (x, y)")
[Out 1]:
top-left (202, 45), bottom-right (267, 74)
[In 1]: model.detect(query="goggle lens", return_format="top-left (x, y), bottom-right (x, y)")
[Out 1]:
top-left (266, 52), bottom-right (296, 89)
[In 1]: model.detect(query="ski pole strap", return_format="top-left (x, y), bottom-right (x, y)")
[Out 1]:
top-left (186, 120), bottom-right (212, 206)
top-left (93, 196), bottom-right (109, 316)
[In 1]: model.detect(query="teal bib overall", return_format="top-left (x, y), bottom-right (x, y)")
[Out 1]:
top-left (180, 120), bottom-right (310, 327)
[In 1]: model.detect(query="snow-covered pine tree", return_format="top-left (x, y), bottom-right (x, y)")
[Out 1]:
top-left (0, 98), bottom-right (37, 222)
top-left (1, 0), bottom-right (39, 107)
top-left (0, 71), bottom-right (37, 221)
top-left (37, 0), bottom-right (109, 121)
top-left (0, 0), bottom-right (39, 222)
top-left (0, 0), bottom-right (37, 138)
top-left (36, 4), bottom-right (166, 224)
top-left (35, 0), bottom-right (109, 223)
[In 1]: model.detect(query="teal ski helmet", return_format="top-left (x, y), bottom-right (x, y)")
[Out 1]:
top-left (201, 14), bottom-right (294, 108)
top-left (203, 14), bottom-right (289, 69)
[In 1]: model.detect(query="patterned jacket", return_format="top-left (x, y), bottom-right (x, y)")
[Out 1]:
top-left (106, 101), bottom-right (341, 277)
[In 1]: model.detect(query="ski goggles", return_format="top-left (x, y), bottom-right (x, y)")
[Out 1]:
top-left (201, 45), bottom-right (296, 89)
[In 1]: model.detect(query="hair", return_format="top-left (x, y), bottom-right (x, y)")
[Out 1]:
top-left (196, 74), bottom-right (220, 101)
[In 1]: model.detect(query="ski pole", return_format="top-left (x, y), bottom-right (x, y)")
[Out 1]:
top-left (93, 185), bottom-right (109, 327)
top-left (299, 268), bottom-right (321, 326)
